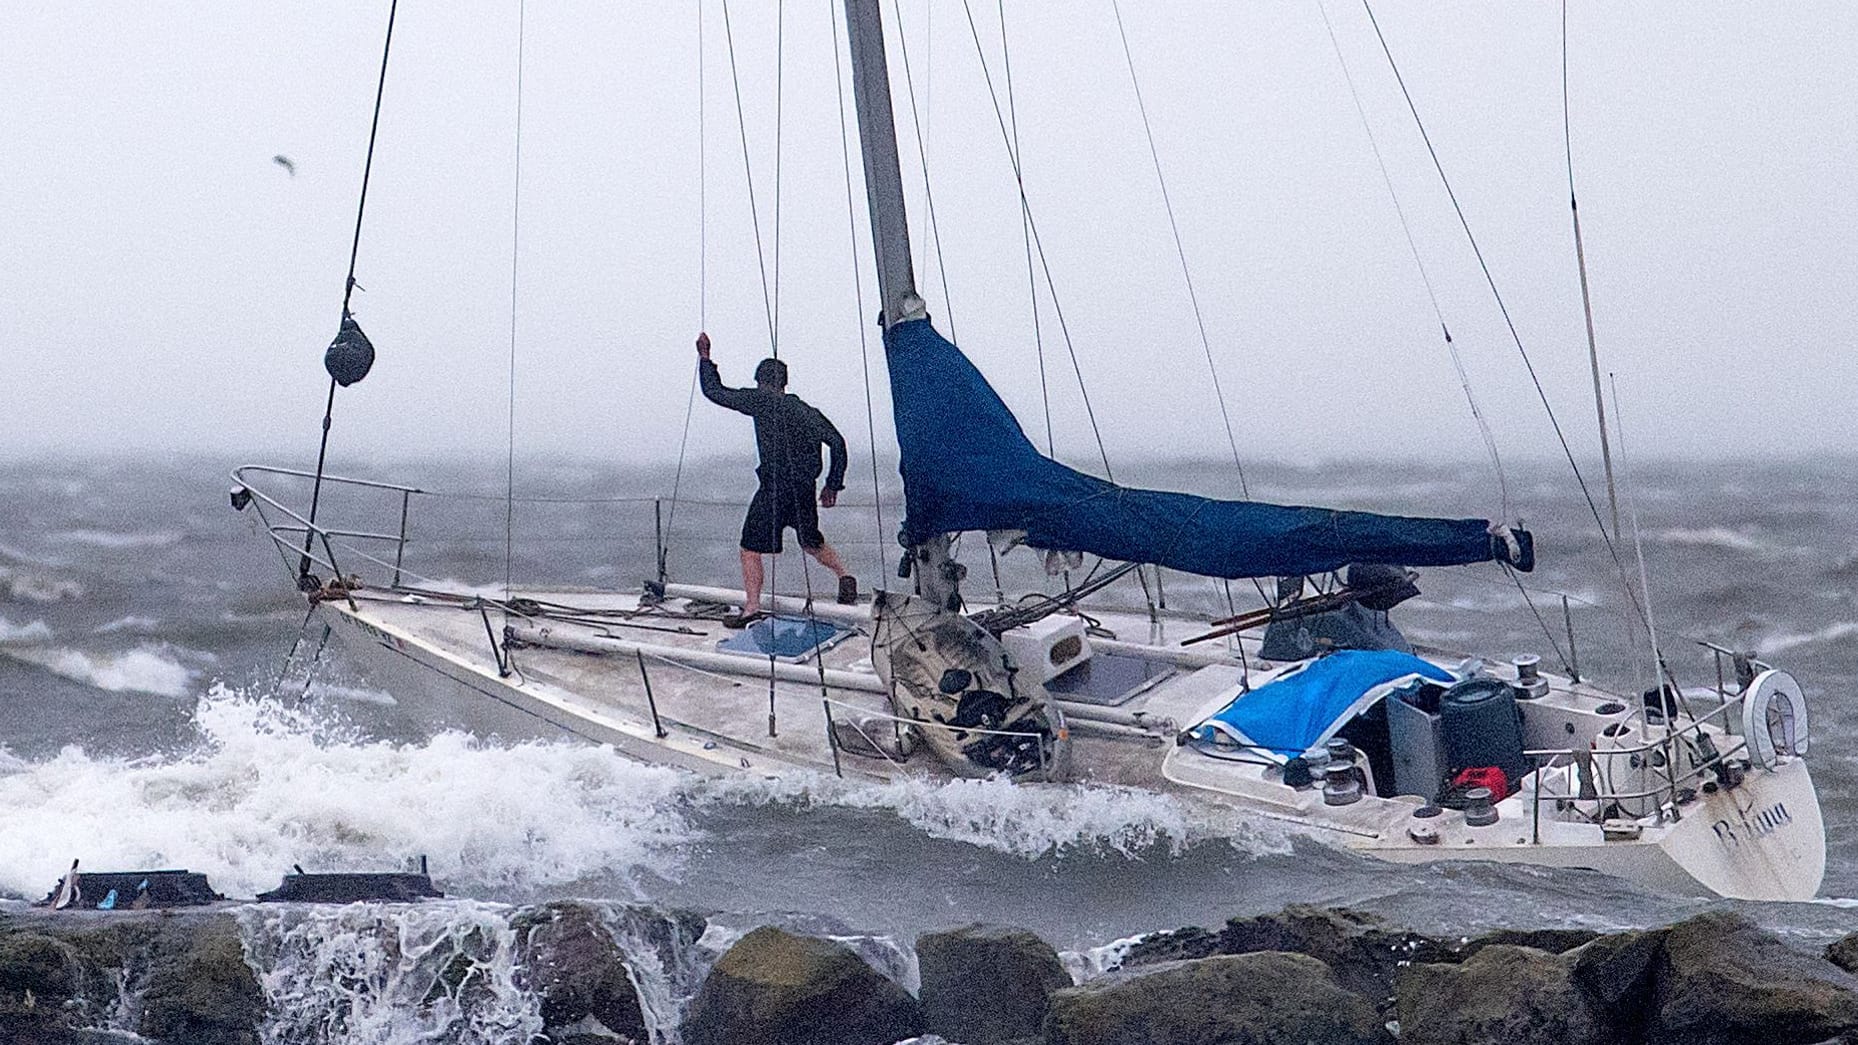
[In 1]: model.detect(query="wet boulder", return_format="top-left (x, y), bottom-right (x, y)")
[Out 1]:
top-left (1397, 944), bottom-right (1606, 1045)
top-left (680, 926), bottom-right (921, 1045)
top-left (0, 930), bottom-right (83, 1042)
top-left (1826, 932), bottom-right (1858, 975)
top-left (135, 916), bottom-right (265, 1045)
top-left (1217, 905), bottom-right (1452, 1005)
top-left (513, 902), bottom-right (649, 1043)
top-left (1044, 951), bottom-right (1390, 1045)
top-left (1646, 911), bottom-right (1858, 1045)
top-left (917, 924), bottom-right (1070, 1044)
top-left (1119, 925), bottom-right (1222, 967)
top-left (1460, 926), bottom-right (1601, 956)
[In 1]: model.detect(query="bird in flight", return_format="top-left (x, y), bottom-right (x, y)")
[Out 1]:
top-left (273, 154), bottom-right (297, 177)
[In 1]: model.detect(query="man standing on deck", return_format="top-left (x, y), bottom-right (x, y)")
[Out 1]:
top-left (697, 332), bottom-right (857, 627)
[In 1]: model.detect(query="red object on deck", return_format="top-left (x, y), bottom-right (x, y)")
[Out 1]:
top-left (1451, 765), bottom-right (1511, 802)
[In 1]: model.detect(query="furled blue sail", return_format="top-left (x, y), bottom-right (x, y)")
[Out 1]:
top-left (885, 318), bottom-right (1533, 579)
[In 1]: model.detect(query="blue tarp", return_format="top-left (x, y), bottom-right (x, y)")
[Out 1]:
top-left (1195, 649), bottom-right (1453, 756)
top-left (884, 318), bottom-right (1533, 579)
top-left (716, 615), bottom-right (849, 662)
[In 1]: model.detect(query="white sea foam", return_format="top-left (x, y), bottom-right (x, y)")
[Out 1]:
top-left (696, 772), bottom-right (1199, 860)
top-left (305, 679), bottom-right (399, 707)
top-left (1063, 932), bottom-right (1147, 982)
top-left (237, 900), bottom-right (542, 1045)
top-left (94, 615), bottom-right (161, 635)
top-left (0, 615), bottom-right (52, 643)
top-left (1653, 526), bottom-right (1771, 554)
top-left (1758, 621), bottom-right (1858, 655)
top-left (0, 690), bottom-right (695, 900)
top-left (1, 644), bottom-right (194, 696)
top-left (0, 563), bottom-right (83, 602)
top-left (51, 528), bottom-right (183, 550)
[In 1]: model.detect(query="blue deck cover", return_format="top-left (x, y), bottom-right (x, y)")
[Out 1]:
top-left (716, 616), bottom-right (849, 662)
top-left (884, 318), bottom-right (1532, 579)
top-left (1193, 649), bottom-right (1453, 757)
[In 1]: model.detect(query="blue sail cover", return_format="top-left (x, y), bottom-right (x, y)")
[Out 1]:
top-left (885, 318), bottom-right (1532, 579)
top-left (1192, 649), bottom-right (1454, 756)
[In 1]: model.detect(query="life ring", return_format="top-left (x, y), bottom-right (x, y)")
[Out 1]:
top-left (1742, 669), bottom-right (1809, 769)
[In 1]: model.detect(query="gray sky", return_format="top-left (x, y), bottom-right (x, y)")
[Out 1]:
top-left (5, 2), bottom-right (1856, 484)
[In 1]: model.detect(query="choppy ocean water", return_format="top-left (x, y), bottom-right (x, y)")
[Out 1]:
top-left (4, 454), bottom-right (1857, 1040)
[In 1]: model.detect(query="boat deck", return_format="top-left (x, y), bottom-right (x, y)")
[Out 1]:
top-left (332, 584), bottom-right (1254, 788)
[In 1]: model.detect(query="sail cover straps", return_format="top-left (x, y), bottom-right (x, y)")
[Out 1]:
top-left (885, 318), bottom-right (1533, 579)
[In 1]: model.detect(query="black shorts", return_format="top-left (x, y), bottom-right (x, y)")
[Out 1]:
top-left (740, 482), bottom-right (824, 554)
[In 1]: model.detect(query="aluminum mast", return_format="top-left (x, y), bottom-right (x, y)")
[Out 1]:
top-left (841, 0), bottom-right (961, 611)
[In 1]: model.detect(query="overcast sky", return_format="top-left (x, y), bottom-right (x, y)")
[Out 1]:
top-left (5, 2), bottom-right (1856, 488)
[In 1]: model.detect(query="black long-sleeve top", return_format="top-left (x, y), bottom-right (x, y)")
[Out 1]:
top-left (699, 359), bottom-right (848, 491)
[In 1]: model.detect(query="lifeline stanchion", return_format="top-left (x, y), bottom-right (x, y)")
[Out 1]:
top-left (637, 651), bottom-right (668, 738)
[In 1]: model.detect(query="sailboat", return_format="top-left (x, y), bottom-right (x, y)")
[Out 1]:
top-left (233, 1), bottom-right (1824, 901)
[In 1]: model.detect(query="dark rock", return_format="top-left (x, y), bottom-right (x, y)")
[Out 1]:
top-left (1218, 905), bottom-right (1452, 1005)
top-left (1397, 944), bottom-right (1606, 1045)
top-left (1647, 911), bottom-right (1858, 1045)
top-left (0, 932), bottom-right (81, 1010)
top-left (1571, 927), bottom-right (1665, 1008)
top-left (1120, 925), bottom-right (1222, 967)
top-left (136, 916), bottom-right (265, 1045)
top-left (512, 901), bottom-right (648, 1043)
top-left (1568, 927), bottom-right (1666, 1042)
top-left (0, 931), bottom-right (84, 1044)
top-left (1462, 927), bottom-right (1601, 956)
top-left (1828, 933), bottom-right (1858, 975)
top-left (681, 926), bottom-right (921, 1045)
top-left (917, 924), bottom-right (1070, 1044)
top-left (1045, 951), bottom-right (1390, 1045)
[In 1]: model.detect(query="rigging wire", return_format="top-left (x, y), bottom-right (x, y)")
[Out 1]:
top-left (1314, 0), bottom-right (1510, 523)
top-left (1562, 0), bottom-right (1622, 542)
top-left (772, 0), bottom-right (784, 352)
top-left (995, 0), bottom-right (1055, 459)
top-left (301, 0), bottom-right (400, 582)
top-left (828, 2), bottom-right (891, 580)
top-left (719, 0), bottom-right (780, 354)
top-left (504, 0), bottom-right (528, 606)
top-left (1358, 0), bottom-right (1653, 642)
top-left (1109, 1), bottom-right (1249, 500)
top-left (665, 0), bottom-right (708, 580)
top-left (889, 0), bottom-right (958, 343)
top-left (957, 0), bottom-right (1114, 481)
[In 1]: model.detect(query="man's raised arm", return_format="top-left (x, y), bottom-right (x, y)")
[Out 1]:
top-left (695, 332), bottom-right (756, 415)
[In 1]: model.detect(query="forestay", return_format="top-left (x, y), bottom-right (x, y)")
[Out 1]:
top-left (885, 318), bottom-right (1534, 579)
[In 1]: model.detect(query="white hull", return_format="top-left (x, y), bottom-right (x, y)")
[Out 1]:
top-left (309, 583), bottom-right (1826, 902)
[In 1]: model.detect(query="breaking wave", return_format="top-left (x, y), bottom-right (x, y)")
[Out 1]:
top-left (694, 771), bottom-right (1271, 861)
top-left (50, 528), bottom-right (185, 550)
top-left (1652, 526), bottom-right (1773, 554)
top-left (1, 643), bottom-right (195, 697)
top-left (0, 562), bottom-right (83, 602)
top-left (1758, 621), bottom-right (1858, 655)
top-left (0, 615), bottom-right (53, 642)
top-left (0, 690), bottom-right (695, 900)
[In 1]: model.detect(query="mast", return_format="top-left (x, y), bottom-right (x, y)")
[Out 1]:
top-left (842, 0), bottom-right (926, 331)
top-left (842, 0), bottom-right (961, 611)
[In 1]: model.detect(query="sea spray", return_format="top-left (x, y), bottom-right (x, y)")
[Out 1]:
top-left (2, 643), bottom-right (196, 696)
top-left (595, 905), bottom-right (722, 1041)
top-left (0, 688), bottom-right (694, 900)
top-left (237, 901), bottom-right (543, 1045)
top-left (694, 771), bottom-right (1196, 859)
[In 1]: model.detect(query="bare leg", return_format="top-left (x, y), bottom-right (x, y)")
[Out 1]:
top-left (740, 548), bottom-right (765, 611)
top-left (805, 540), bottom-right (849, 579)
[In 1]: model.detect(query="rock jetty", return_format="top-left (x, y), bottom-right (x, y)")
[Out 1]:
top-left (7, 899), bottom-right (1858, 1044)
